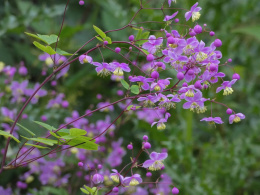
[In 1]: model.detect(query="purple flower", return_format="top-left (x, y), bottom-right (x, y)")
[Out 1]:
top-left (137, 95), bottom-right (159, 107)
top-left (200, 117), bottom-right (224, 124)
top-left (3, 66), bottom-right (16, 77)
top-left (110, 62), bottom-right (131, 76)
top-left (164, 50), bottom-right (188, 71)
top-left (92, 173), bottom-right (104, 184)
top-left (229, 113), bottom-right (245, 124)
top-left (163, 11), bottom-right (178, 21)
top-left (129, 76), bottom-right (154, 90)
top-left (92, 62), bottom-right (113, 77)
top-left (136, 108), bottom-right (166, 124)
top-left (10, 80), bottom-right (28, 103)
top-left (56, 65), bottom-right (70, 80)
top-left (183, 92), bottom-right (208, 113)
top-left (65, 111), bottom-right (88, 129)
top-left (216, 79), bottom-right (237, 96)
top-left (158, 94), bottom-right (180, 110)
top-left (142, 35), bottom-right (163, 54)
top-left (123, 174), bottom-right (142, 186)
top-left (143, 152), bottom-right (168, 171)
top-left (47, 93), bottom-right (67, 108)
top-left (1, 107), bottom-right (16, 120)
top-left (0, 186), bottom-right (12, 195)
top-left (97, 102), bottom-right (114, 112)
top-left (179, 85), bottom-right (200, 98)
top-left (19, 64), bottom-right (28, 76)
top-left (179, 37), bottom-right (199, 55)
top-left (25, 83), bottom-right (47, 104)
top-left (107, 139), bottom-right (126, 167)
top-left (111, 74), bottom-right (124, 81)
top-left (110, 169), bottom-right (124, 183)
top-left (79, 54), bottom-right (93, 64)
top-left (151, 78), bottom-right (171, 92)
top-left (151, 112), bottom-right (171, 130)
top-left (185, 2), bottom-right (202, 22)
top-left (39, 53), bottom-right (67, 67)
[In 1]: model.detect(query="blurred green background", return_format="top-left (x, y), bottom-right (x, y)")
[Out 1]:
top-left (0, 0), bottom-right (260, 194)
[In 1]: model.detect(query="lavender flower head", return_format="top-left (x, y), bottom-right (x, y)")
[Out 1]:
top-left (122, 174), bottom-right (142, 186)
top-left (185, 2), bottom-right (202, 22)
top-left (229, 113), bottom-right (245, 124)
top-left (79, 54), bottom-right (93, 64)
top-left (200, 117), bottom-right (224, 124)
top-left (143, 152), bottom-right (168, 171)
top-left (92, 173), bottom-right (104, 184)
top-left (142, 35), bottom-right (163, 54)
top-left (216, 79), bottom-right (237, 96)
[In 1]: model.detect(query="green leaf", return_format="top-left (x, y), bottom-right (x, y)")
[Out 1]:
top-left (8, 119), bottom-right (35, 136)
top-left (141, 49), bottom-right (149, 55)
top-left (136, 31), bottom-right (150, 45)
top-left (67, 136), bottom-right (98, 150)
top-left (25, 32), bottom-right (59, 45)
top-left (80, 188), bottom-right (90, 194)
top-left (25, 32), bottom-right (47, 43)
top-left (95, 36), bottom-right (103, 42)
top-left (130, 85), bottom-right (140, 94)
top-left (33, 41), bottom-right (56, 55)
top-left (70, 128), bottom-right (87, 136)
top-left (49, 131), bottom-right (60, 139)
top-left (136, 28), bottom-right (143, 40)
top-left (232, 26), bottom-right (260, 42)
top-left (60, 135), bottom-right (79, 140)
top-left (120, 79), bottom-right (129, 90)
top-left (36, 34), bottom-right (59, 45)
top-left (84, 186), bottom-right (93, 193)
top-left (33, 121), bottom-right (55, 131)
top-left (126, 105), bottom-right (134, 111)
top-left (25, 143), bottom-right (50, 149)
top-left (0, 130), bottom-right (20, 143)
top-left (104, 36), bottom-right (112, 44)
top-left (56, 129), bottom-right (70, 136)
top-left (93, 25), bottom-right (106, 39)
top-left (56, 48), bottom-right (74, 56)
top-left (23, 137), bottom-right (58, 146)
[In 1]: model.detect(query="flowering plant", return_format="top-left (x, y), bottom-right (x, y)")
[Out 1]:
top-left (0, 0), bottom-right (246, 194)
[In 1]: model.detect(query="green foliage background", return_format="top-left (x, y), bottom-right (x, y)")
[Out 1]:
top-left (0, 0), bottom-right (260, 194)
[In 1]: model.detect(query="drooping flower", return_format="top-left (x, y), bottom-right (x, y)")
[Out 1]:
top-left (122, 174), bottom-right (142, 186)
top-left (10, 80), bottom-right (28, 103)
top-left (97, 101), bottom-right (114, 112)
top-left (110, 169), bottom-right (123, 183)
top-left (216, 79), bottom-right (237, 96)
top-left (110, 62), bottom-right (131, 76)
top-left (25, 83), bottom-right (47, 104)
top-left (185, 2), bottom-right (202, 22)
top-left (151, 112), bottom-right (171, 130)
top-left (143, 152), bottom-right (168, 171)
top-left (182, 92), bottom-right (208, 113)
top-left (158, 94), bottom-right (181, 110)
top-left (38, 53), bottom-right (67, 67)
top-left (142, 35), bottom-right (163, 54)
top-left (92, 62), bottom-right (113, 77)
top-left (137, 95), bottom-right (159, 107)
top-left (151, 78), bottom-right (171, 92)
top-left (79, 54), bottom-right (93, 64)
top-left (200, 117), bottom-right (224, 124)
top-left (229, 113), bottom-right (245, 124)
top-left (92, 173), bottom-right (104, 184)
top-left (163, 11), bottom-right (178, 21)
top-left (129, 76), bottom-right (154, 90)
